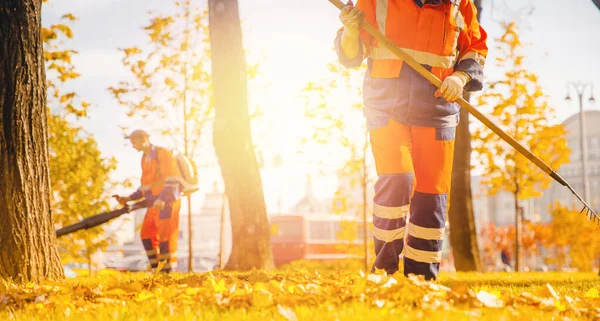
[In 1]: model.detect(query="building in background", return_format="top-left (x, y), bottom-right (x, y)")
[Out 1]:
top-left (539, 110), bottom-right (600, 219)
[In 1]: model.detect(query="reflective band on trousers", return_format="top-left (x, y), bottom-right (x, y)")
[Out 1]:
top-left (373, 226), bottom-right (405, 242)
top-left (373, 204), bottom-right (409, 220)
top-left (408, 224), bottom-right (445, 240)
top-left (404, 245), bottom-right (442, 263)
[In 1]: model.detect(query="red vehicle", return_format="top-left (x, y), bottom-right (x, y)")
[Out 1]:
top-left (269, 214), bottom-right (369, 266)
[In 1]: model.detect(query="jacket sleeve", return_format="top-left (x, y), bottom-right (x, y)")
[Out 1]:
top-left (334, 0), bottom-right (375, 69)
top-left (128, 188), bottom-right (144, 201)
top-left (157, 148), bottom-right (181, 203)
top-left (455, 0), bottom-right (488, 92)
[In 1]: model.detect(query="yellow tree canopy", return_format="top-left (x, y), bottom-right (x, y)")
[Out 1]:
top-left (42, 9), bottom-right (123, 264)
top-left (473, 22), bottom-right (570, 200)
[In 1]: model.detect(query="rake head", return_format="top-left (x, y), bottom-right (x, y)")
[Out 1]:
top-left (550, 171), bottom-right (599, 225)
top-left (567, 184), bottom-right (600, 225)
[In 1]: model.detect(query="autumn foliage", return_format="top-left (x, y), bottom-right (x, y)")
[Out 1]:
top-left (544, 203), bottom-right (600, 272)
top-left (2, 268), bottom-right (600, 320)
top-left (479, 202), bottom-right (600, 272)
top-left (108, 0), bottom-right (213, 153)
top-left (473, 22), bottom-right (569, 200)
top-left (472, 22), bottom-right (570, 270)
top-left (42, 10), bottom-right (121, 267)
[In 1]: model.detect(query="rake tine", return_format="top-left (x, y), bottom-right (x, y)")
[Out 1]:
top-left (566, 184), bottom-right (600, 222)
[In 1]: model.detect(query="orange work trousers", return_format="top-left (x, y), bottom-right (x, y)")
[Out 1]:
top-left (368, 118), bottom-right (455, 280)
top-left (140, 199), bottom-right (181, 272)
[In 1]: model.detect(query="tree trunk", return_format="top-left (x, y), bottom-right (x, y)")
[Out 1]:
top-left (447, 0), bottom-right (484, 272)
top-left (187, 196), bottom-right (193, 272)
top-left (219, 193), bottom-right (227, 268)
top-left (208, 0), bottom-right (274, 270)
top-left (0, 0), bottom-right (64, 283)
top-left (514, 192), bottom-right (522, 272)
top-left (87, 249), bottom-right (93, 276)
top-left (362, 128), bottom-right (369, 272)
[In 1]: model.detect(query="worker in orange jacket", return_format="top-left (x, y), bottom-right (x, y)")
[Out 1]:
top-left (114, 130), bottom-right (182, 273)
top-left (336, 0), bottom-right (488, 280)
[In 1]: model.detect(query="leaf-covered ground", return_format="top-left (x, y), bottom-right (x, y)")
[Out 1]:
top-left (2, 263), bottom-right (600, 320)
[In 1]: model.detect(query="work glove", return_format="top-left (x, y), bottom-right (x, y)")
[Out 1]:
top-left (434, 71), bottom-right (471, 102)
top-left (153, 199), bottom-right (166, 210)
top-left (112, 194), bottom-right (130, 205)
top-left (339, 1), bottom-right (364, 38)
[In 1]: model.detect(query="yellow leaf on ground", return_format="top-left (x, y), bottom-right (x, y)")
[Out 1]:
top-left (277, 305), bottom-right (298, 321)
top-left (476, 291), bottom-right (504, 308)
top-left (135, 291), bottom-right (155, 302)
top-left (585, 288), bottom-right (599, 299)
top-left (252, 289), bottom-right (274, 308)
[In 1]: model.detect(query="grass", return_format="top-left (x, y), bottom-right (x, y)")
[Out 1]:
top-left (2, 261), bottom-right (600, 320)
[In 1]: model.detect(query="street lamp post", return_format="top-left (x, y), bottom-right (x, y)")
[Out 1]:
top-left (565, 82), bottom-right (596, 205)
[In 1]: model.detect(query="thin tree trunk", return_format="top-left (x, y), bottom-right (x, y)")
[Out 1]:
top-left (514, 191), bottom-right (522, 272)
top-left (208, 0), bottom-right (274, 270)
top-left (88, 249), bottom-right (93, 276)
top-left (447, 0), bottom-right (484, 272)
top-left (0, 0), bottom-right (64, 283)
top-left (362, 128), bottom-right (369, 272)
top-left (182, 1), bottom-right (194, 274)
top-left (219, 193), bottom-right (227, 268)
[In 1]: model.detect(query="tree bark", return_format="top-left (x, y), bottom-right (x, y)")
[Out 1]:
top-left (447, 0), bottom-right (484, 272)
top-left (514, 191), bottom-right (522, 272)
top-left (0, 0), bottom-right (64, 283)
top-left (362, 128), bottom-right (369, 272)
top-left (208, 0), bottom-right (274, 270)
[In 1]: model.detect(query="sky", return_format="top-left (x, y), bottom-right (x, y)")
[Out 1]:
top-left (41, 0), bottom-right (600, 223)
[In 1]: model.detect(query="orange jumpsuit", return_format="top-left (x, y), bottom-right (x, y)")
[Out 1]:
top-left (335, 0), bottom-right (488, 280)
top-left (129, 145), bottom-right (182, 272)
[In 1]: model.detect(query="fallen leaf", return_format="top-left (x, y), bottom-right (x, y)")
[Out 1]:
top-left (367, 274), bottom-right (386, 284)
top-left (95, 298), bottom-right (123, 304)
top-left (211, 279), bottom-right (227, 293)
top-left (252, 289), bottom-right (273, 308)
top-left (554, 299), bottom-right (567, 312)
top-left (537, 283), bottom-right (560, 300)
top-left (476, 291), bottom-right (504, 308)
top-left (585, 288), bottom-right (599, 299)
top-left (277, 305), bottom-right (298, 321)
top-left (520, 292), bottom-right (541, 305)
top-left (382, 277), bottom-right (398, 289)
top-left (135, 291), bottom-right (155, 302)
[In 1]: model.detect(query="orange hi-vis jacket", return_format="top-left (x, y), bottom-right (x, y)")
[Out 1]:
top-left (335, 0), bottom-right (488, 128)
top-left (129, 145), bottom-right (182, 204)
